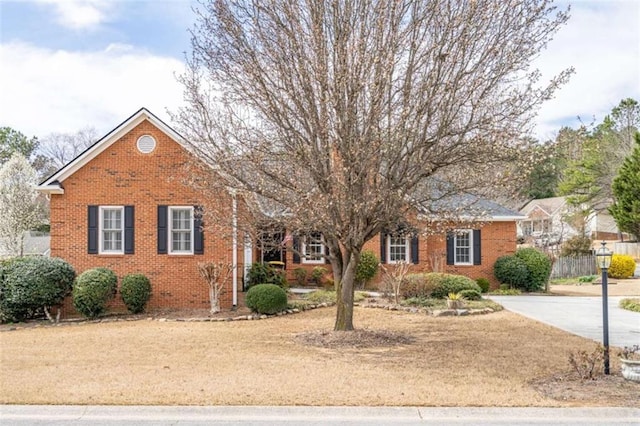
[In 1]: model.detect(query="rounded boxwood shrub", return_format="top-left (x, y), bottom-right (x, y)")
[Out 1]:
top-left (0, 257), bottom-right (76, 322)
top-left (476, 278), bottom-right (490, 293)
top-left (459, 289), bottom-right (482, 301)
top-left (515, 248), bottom-right (552, 292)
top-left (73, 268), bottom-right (118, 318)
top-left (120, 274), bottom-right (152, 313)
top-left (494, 255), bottom-right (530, 290)
top-left (355, 250), bottom-right (379, 288)
top-left (608, 254), bottom-right (636, 279)
top-left (429, 273), bottom-right (482, 299)
top-left (245, 283), bottom-right (288, 314)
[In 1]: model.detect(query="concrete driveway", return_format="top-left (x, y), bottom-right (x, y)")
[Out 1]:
top-left (489, 295), bottom-right (640, 348)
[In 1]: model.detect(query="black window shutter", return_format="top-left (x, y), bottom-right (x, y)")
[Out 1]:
top-left (473, 229), bottom-right (482, 265)
top-left (380, 233), bottom-right (387, 264)
top-left (411, 235), bottom-right (419, 264)
top-left (194, 205), bottom-right (204, 255)
top-left (292, 236), bottom-right (300, 264)
top-left (157, 205), bottom-right (167, 254)
top-left (324, 237), bottom-right (330, 264)
top-left (88, 205), bottom-right (98, 254)
top-left (446, 232), bottom-right (455, 265)
top-left (124, 206), bottom-right (134, 254)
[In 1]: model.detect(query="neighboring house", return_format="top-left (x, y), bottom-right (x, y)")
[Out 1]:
top-left (518, 196), bottom-right (577, 248)
top-left (37, 108), bottom-right (525, 312)
top-left (0, 231), bottom-right (50, 258)
top-left (518, 196), bottom-right (625, 247)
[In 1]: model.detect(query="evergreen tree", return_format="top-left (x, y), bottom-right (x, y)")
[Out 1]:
top-left (610, 133), bottom-right (640, 240)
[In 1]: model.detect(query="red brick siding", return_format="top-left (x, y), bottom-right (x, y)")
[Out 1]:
top-left (51, 120), bottom-right (241, 314)
top-left (282, 222), bottom-right (517, 289)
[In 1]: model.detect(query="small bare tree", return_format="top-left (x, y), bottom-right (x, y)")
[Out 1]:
top-left (0, 153), bottom-right (44, 256)
top-left (380, 262), bottom-right (411, 305)
top-left (198, 261), bottom-right (234, 313)
top-left (176, 0), bottom-right (572, 330)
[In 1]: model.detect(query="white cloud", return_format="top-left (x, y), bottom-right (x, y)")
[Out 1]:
top-left (0, 42), bottom-right (186, 138)
top-left (36, 0), bottom-right (112, 30)
top-left (533, 1), bottom-right (640, 141)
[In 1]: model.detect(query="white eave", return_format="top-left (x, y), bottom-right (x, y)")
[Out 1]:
top-left (36, 107), bottom-right (187, 193)
top-left (35, 183), bottom-right (65, 194)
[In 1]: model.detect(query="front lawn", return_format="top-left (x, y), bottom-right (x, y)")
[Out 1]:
top-left (1, 306), bottom-right (636, 407)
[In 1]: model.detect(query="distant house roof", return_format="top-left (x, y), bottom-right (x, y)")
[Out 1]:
top-left (36, 108), bottom-right (187, 194)
top-left (519, 196), bottom-right (568, 218)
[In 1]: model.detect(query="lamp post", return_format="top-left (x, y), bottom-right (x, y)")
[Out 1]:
top-left (595, 241), bottom-right (613, 375)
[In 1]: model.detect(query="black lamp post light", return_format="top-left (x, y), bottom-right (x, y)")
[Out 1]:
top-left (595, 241), bottom-right (613, 375)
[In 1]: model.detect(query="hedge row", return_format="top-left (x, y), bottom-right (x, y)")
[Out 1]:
top-left (0, 257), bottom-right (152, 323)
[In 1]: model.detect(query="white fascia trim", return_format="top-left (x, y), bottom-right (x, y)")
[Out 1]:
top-left (35, 184), bottom-right (64, 194)
top-left (39, 108), bottom-right (187, 188)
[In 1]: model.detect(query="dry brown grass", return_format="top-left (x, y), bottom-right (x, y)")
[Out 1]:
top-left (550, 278), bottom-right (640, 297)
top-left (1, 307), bottom-right (636, 406)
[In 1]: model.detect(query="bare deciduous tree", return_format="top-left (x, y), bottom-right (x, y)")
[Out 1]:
top-left (0, 153), bottom-right (43, 256)
top-left (39, 127), bottom-right (98, 170)
top-left (380, 261), bottom-right (411, 305)
top-left (198, 261), bottom-right (234, 313)
top-left (175, 0), bottom-right (571, 330)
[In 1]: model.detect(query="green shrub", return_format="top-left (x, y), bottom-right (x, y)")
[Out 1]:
top-left (0, 257), bottom-right (76, 322)
top-left (494, 255), bottom-right (530, 290)
top-left (310, 266), bottom-right (328, 286)
top-left (293, 268), bottom-right (307, 286)
top-left (459, 289), bottom-right (482, 301)
top-left (561, 235), bottom-right (593, 257)
top-left (578, 275), bottom-right (597, 283)
top-left (429, 273), bottom-right (482, 299)
top-left (619, 298), bottom-right (640, 313)
top-left (515, 248), bottom-right (552, 292)
top-left (246, 262), bottom-right (287, 289)
top-left (245, 284), bottom-right (288, 314)
top-left (355, 250), bottom-right (379, 288)
top-left (608, 254), bottom-right (636, 279)
top-left (120, 274), bottom-right (152, 313)
top-left (476, 278), bottom-right (490, 293)
top-left (72, 268), bottom-right (118, 318)
top-left (401, 273), bottom-right (437, 299)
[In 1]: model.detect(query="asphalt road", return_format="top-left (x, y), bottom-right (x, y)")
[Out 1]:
top-left (1, 406), bottom-right (639, 425)
top-left (489, 295), bottom-right (640, 348)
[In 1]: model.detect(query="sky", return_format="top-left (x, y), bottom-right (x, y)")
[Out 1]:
top-left (1, 0), bottom-right (639, 144)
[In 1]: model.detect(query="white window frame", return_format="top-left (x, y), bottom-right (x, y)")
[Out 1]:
top-left (454, 229), bottom-right (473, 266)
top-left (301, 232), bottom-right (325, 264)
top-left (169, 206), bottom-right (194, 255)
top-left (99, 206), bottom-right (124, 255)
top-left (387, 235), bottom-right (410, 264)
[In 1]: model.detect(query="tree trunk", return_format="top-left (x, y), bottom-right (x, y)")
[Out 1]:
top-left (334, 250), bottom-right (359, 331)
top-left (210, 286), bottom-right (220, 314)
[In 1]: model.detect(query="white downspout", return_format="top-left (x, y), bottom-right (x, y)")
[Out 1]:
top-left (232, 190), bottom-right (238, 308)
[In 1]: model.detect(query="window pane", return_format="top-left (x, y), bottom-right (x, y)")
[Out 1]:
top-left (170, 208), bottom-right (193, 252)
top-left (172, 209), bottom-right (191, 231)
top-left (455, 231), bottom-right (471, 264)
top-left (101, 208), bottom-right (122, 252)
top-left (389, 236), bottom-right (407, 262)
top-left (305, 233), bottom-right (324, 261)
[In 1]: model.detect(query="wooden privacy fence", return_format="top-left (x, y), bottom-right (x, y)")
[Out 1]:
top-left (550, 255), bottom-right (597, 279)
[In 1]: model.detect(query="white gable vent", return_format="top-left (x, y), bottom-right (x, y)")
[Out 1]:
top-left (136, 135), bottom-right (156, 154)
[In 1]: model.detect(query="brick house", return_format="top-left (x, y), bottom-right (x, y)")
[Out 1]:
top-left (37, 108), bottom-right (524, 312)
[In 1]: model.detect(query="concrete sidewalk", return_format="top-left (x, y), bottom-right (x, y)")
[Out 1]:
top-left (2, 405), bottom-right (639, 425)
top-left (489, 295), bottom-right (640, 347)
